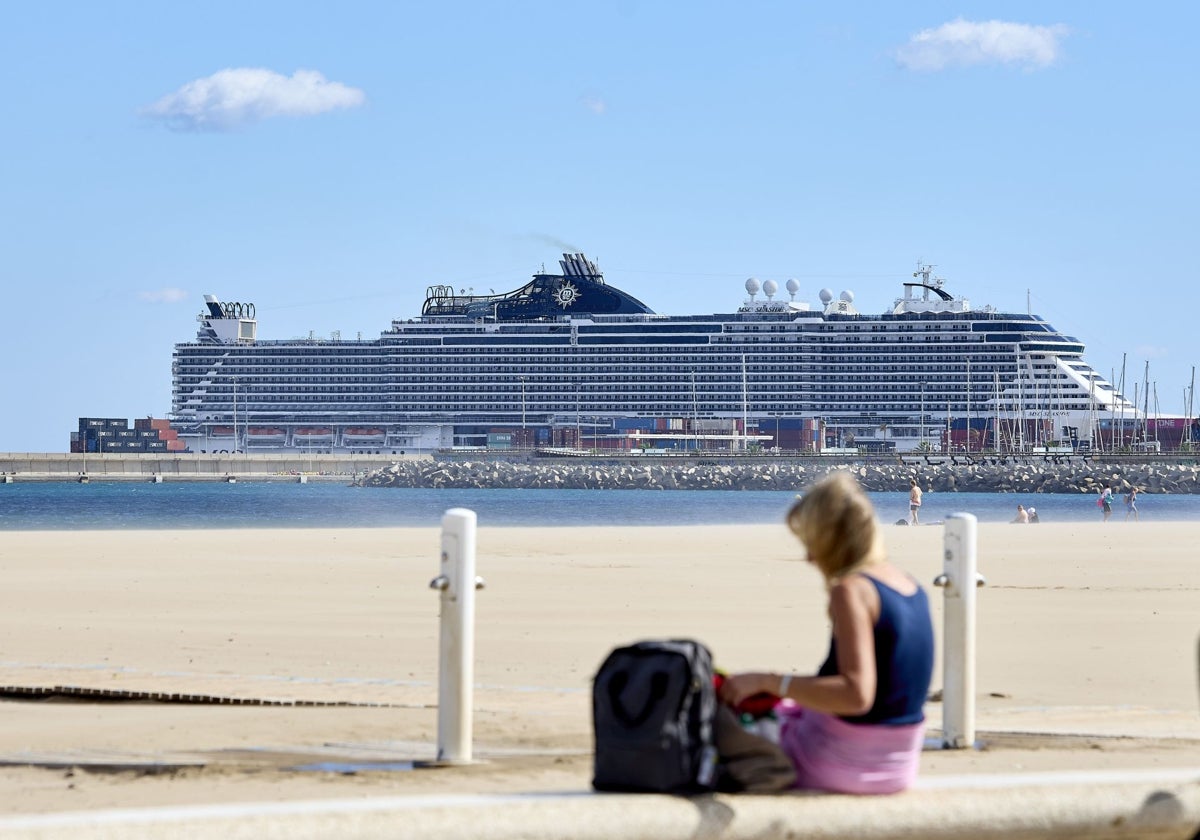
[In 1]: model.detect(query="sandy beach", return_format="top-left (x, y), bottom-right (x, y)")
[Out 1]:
top-left (0, 520), bottom-right (1197, 815)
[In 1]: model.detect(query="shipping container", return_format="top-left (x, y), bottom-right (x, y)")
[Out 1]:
top-left (552, 428), bottom-right (581, 447)
top-left (166, 440), bottom-right (187, 451)
top-left (770, 417), bottom-right (813, 431)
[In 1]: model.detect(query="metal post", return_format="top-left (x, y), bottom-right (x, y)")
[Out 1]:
top-left (519, 377), bottom-right (527, 432)
top-left (933, 512), bottom-right (986, 748)
top-left (428, 508), bottom-right (485, 763)
top-left (920, 382), bottom-right (925, 450)
top-left (232, 376), bottom-right (239, 454)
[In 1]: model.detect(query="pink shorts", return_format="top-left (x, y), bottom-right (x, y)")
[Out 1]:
top-left (777, 705), bottom-right (925, 795)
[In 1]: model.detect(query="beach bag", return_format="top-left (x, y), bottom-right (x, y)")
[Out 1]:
top-left (592, 639), bottom-right (718, 794)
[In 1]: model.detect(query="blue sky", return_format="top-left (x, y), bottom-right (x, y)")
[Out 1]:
top-left (2, 2), bottom-right (1197, 452)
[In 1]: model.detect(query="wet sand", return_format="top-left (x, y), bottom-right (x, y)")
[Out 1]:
top-left (0, 521), bottom-right (1197, 814)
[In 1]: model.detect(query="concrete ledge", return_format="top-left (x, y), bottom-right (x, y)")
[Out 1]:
top-left (0, 769), bottom-right (1197, 840)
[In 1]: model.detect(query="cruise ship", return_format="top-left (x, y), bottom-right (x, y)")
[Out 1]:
top-left (170, 253), bottom-right (1146, 455)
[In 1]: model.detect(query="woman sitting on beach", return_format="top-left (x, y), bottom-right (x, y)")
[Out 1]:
top-left (718, 471), bottom-right (934, 794)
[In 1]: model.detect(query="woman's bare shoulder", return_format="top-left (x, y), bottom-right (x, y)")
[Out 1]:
top-left (858, 563), bottom-right (920, 596)
top-left (849, 564), bottom-right (921, 597)
top-left (830, 573), bottom-right (881, 617)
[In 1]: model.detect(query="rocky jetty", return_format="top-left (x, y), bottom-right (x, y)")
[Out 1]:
top-left (354, 457), bottom-right (1200, 494)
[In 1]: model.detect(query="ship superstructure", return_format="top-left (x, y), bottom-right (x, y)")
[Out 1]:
top-left (170, 254), bottom-right (1140, 454)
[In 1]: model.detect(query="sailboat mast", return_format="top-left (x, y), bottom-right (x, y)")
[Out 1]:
top-left (994, 370), bottom-right (1001, 453)
top-left (1190, 366), bottom-right (1197, 451)
top-left (1089, 371), bottom-right (1096, 452)
top-left (1118, 354), bottom-right (1127, 450)
top-left (946, 401), bottom-right (951, 454)
top-left (1132, 382), bottom-right (1139, 445)
top-left (1142, 360), bottom-right (1150, 445)
top-left (741, 354), bottom-right (748, 452)
top-left (1152, 383), bottom-right (1160, 446)
top-left (966, 357), bottom-right (971, 453)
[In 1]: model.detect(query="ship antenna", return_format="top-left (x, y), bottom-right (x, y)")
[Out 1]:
top-left (912, 261), bottom-right (933, 285)
top-left (912, 261), bottom-right (934, 301)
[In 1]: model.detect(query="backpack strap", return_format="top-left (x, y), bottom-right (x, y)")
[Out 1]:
top-left (607, 670), bottom-right (670, 728)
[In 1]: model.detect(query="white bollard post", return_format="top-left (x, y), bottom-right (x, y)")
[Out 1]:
top-left (428, 507), bottom-right (485, 764)
top-left (934, 512), bottom-right (985, 749)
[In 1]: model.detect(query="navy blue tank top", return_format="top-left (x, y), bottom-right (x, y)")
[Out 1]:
top-left (817, 575), bottom-right (934, 725)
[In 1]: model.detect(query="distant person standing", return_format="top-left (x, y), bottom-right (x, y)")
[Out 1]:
top-left (1098, 486), bottom-right (1113, 522)
top-left (1125, 487), bottom-right (1140, 522)
top-left (908, 479), bottom-right (923, 525)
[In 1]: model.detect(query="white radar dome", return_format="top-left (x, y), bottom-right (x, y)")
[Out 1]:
top-left (745, 277), bottom-right (761, 296)
top-left (840, 290), bottom-right (855, 303)
top-left (818, 288), bottom-right (833, 303)
top-left (786, 278), bottom-right (800, 296)
top-left (762, 279), bottom-right (778, 298)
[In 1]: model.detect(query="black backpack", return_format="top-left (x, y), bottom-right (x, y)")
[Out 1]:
top-left (591, 639), bottom-right (718, 794)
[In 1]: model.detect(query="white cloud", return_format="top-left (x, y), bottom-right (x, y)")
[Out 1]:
top-left (141, 68), bottom-right (365, 132)
top-left (896, 18), bottom-right (1068, 72)
top-left (581, 95), bottom-right (607, 115)
top-left (139, 287), bottom-right (189, 303)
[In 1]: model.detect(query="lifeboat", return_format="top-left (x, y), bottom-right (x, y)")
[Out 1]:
top-left (246, 426), bottom-right (287, 440)
top-left (294, 427), bottom-right (334, 439)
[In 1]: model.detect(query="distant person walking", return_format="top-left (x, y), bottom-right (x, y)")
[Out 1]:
top-left (908, 479), bottom-right (923, 525)
top-left (1098, 486), bottom-right (1113, 522)
top-left (1125, 487), bottom-right (1140, 522)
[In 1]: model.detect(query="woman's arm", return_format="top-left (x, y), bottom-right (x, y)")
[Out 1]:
top-left (718, 576), bottom-right (878, 716)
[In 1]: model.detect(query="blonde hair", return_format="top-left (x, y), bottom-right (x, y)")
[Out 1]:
top-left (786, 471), bottom-right (881, 582)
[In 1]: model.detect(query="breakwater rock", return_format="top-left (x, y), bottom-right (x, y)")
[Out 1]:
top-left (354, 458), bottom-right (1200, 494)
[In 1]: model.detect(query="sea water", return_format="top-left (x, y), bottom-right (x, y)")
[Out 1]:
top-left (0, 481), bottom-right (1196, 530)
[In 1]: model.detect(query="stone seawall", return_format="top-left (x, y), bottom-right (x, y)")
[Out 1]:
top-left (356, 458), bottom-right (1200, 494)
